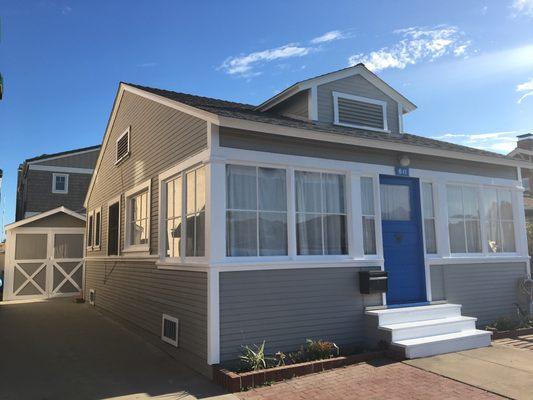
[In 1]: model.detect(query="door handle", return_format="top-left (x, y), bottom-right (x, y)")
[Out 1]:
top-left (394, 233), bottom-right (403, 243)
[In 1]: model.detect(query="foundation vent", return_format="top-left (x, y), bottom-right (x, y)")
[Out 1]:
top-left (161, 314), bottom-right (179, 347)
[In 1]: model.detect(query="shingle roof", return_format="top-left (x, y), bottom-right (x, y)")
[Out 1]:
top-left (125, 83), bottom-right (513, 162)
top-left (25, 144), bottom-right (101, 163)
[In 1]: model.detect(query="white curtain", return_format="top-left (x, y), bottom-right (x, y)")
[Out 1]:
top-left (380, 184), bottom-right (410, 221)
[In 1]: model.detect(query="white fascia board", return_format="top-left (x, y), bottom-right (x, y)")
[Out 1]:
top-left (5, 206), bottom-right (86, 230)
top-left (29, 165), bottom-right (94, 174)
top-left (216, 116), bottom-right (530, 169)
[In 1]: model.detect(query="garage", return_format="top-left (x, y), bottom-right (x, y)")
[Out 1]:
top-left (3, 207), bottom-right (85, 301)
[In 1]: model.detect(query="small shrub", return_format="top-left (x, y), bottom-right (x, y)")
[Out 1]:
top-left (290, 339), bottom-right (339, 363)
top-left (274, 351), bottom-right (287, 367)
top-left (239, 341), bottom-right (275, 372)
top-left (487, 316), bottom-right (521, 331)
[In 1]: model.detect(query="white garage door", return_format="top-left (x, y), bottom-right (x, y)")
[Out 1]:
top-left (5, 229), bottom-right (84, 301)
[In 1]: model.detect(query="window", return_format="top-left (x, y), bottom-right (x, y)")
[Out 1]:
top-left (523, 177), bottom-right (530, 192)
top-left (107, 199), bottom-right (120, 256)
top-left (380, 184), bottom-right (410, 220)
top-left (164, 166), bottom-right (206, 259)
top-left (226, 165), bottom-right (288, 257)
top-left (87, 212), bottom-right (94, 248)
top-left (484, 188), bottom-right (516, 253)
top-left (295, 171), bottom-right (347, 255)
top-left (360, 177), bottom-right (376, 255)
top-left (422, 183), bottom-right (437, 254)
top-left (52, 173), bottom-right (69, 194)
top-left (116, 128), bottom-right (130, 164)
top-left (333, 92), bottom-right (388, 132)
top-left (447, 185), bottom-right (482, 254)
top-left (125, 180), bottom-right (150, 251)
top-left (94, 208), bottom-right (101, 248)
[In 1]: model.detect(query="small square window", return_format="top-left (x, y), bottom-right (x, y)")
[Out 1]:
top-left (52, 173), bottom-right (69, 193)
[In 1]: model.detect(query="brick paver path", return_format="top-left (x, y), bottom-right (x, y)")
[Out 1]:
top-left (494, 334), bottom-right (533, 351)
top-left (236, 359), bottom-right (503, 400)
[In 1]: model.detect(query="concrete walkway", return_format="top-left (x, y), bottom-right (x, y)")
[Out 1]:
top-left (405, 344), bottom-right (533, 400)
top-left (0, 298), bottom-right (236, 400)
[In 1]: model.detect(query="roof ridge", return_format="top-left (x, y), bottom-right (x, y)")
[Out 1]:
top-left (25, 144), bottom-right (101, 163)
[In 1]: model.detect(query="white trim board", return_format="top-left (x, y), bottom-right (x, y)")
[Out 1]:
top-left (5, 206), bottom-right (86, 231)
top-left (29, 165), bottom-right (94, 174)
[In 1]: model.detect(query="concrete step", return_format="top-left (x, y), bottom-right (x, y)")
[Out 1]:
top-left (366, 303), bottom-right (462, 325)
top-left (394, 330), bottom-right (492, 359)
top-left (381, 316), bottom-right (477, 341)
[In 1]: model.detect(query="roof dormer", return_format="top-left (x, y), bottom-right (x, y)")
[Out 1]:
top-left (257, 64), bottom-right (416, 135)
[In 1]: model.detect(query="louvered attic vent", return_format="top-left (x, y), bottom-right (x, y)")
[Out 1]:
top-left (161, 314), bottom-right (179, 347)
top-left (333, 92), bottom-right (387, 131)
top-left (116, 128), bottom-right (130, 164)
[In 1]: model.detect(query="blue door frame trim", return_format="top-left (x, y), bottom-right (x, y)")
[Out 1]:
top-left (380, 175), bottom-right (427, 306)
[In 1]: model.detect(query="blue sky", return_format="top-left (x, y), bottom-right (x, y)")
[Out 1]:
top-left (0, 0), bottom-right (532, 237)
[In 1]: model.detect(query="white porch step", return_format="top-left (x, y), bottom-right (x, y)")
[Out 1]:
top-left (366, 303), bottom-right (462, 325)
top-left (394, 329), bottom-right (492, 358)
top-left (381, 316), bottom-right (477, 341)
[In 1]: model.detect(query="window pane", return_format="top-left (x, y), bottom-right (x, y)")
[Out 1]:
top-left (422, 183), bottom-right (434, 218)
top-left (380, 184), bottom-right (410, 220)
top-left (447, 185), bottom-right (463, 219)
top-left (462, 187), bottom-right (479, 219)
top-left (186, 171), bottom-right (196, 215)
top-left (95, 212), bottom-right (101, 246)
top-left (226, 165), bottom-right (257, 210)
top-left (449, 220), bottom-right (466, 253)
top-left (130, 196), bottom-right (138, 222)
top-left (360, 177), bottom-right (374, 216)
top-left (196, 167), bottom-right (206, 213)
top-left (486, 220), bottom-right (501, 253)
top-left (362, 217), bottom-right (376, 255)
top-left (167, 180), bottom-right (175, 219)
top-left (465, 220), bottom-right (481, 253)
top-left (172, 218), bottom-right (182, 257)
top-left (323, 214), bottom-right (347, 255)
top-left (185, 214), bottom-right (195, 256)
top-left (88, 216), bottom-right (94, 246)
top-left (226, 211), bottom-right (257, 256)
top-left (295, 171), bottom-right (322, 213)
top-left (499, 190), bottom-right (513, 220)
top-left (259, 212), bottom-right (287, 256)
top-left (258, 168), bottom-right (286, 211)
top-left (166, 219), bottom-right (173, 257)
top-left (502, 221), bottom-right (516, 252)
top-left (323, 174), bottom-right (345, 214)
top-left (195, 212), bottom-right (205, 256)
top-left (296, 213), bottom-right (322, 255)
top-left (484, 188), bottom-right (498, 221)
top-left (424, 219), bottom-right (437, 254)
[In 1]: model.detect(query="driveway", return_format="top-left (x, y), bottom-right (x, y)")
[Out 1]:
top-left (0, 298), bottom-right (235, 400)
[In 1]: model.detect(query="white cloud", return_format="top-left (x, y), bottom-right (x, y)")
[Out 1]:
top-left (348, 25), bottom-right (470, 72)
top-left (310, 30), bottom-right (345, 44)
top-left (61, 5), bottom-right (72, 15)
top-left (517, 77), bottom-right (533, 103)
top-left (137, 62), bottom-right (157, 68)
top-left (434, 131), bottom-right (518, 154)
top-left (511, 0), bottom-right (533, 17)
top-left (220, 44), bottom-right (311, 77)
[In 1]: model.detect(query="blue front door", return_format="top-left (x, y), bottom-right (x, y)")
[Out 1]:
top-left (380, 175), bottom-right (426, 305)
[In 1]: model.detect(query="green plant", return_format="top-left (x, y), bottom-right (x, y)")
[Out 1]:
top-left (239, 341), bottom-right (275, 371)
top-left (274, 351), bottom-right (286, 367)
top-left (486, 316), bottom-right (520, 331)
top-left (290, 339), bottom-right (339, 363)
top-left (515, 303), bottom-right (533, 328)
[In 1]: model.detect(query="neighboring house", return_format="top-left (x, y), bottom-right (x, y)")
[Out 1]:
top-left (508, 133), bottom-right (533, 225)
top-left (16, 145), bottom-right (100, 220)
top-left (84, 64), bottom-right (531, 378)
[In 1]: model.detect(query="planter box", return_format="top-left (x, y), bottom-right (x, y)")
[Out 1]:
top-left (487, 326), bottom-right (533, 340)
top-left (214, 351), bottom-right (385, 393)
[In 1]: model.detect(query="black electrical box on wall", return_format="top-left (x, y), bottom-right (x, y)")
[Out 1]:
top-left (359, 270), bottom-right (388, 294)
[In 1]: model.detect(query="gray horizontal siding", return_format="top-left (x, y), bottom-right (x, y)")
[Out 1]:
top-left (270, 90), bottom-right (309, 119)
top-left (25, 170), bottom-right (91, 215)
top-left (219, 267), bottom-right (382, 362)
top-left (35, 149), bottom-right (100, 169)
top-left (219, 128), bottom-right (517, 180)
top-left (84, 260), bottom-right (209, 376)
top-left (430, 262), bottom-right (528, 326)
top-left (317, 74), bottom-right (399, 133)
top-left (86, 91), bottom-right (208, 257)
top-left (24, 212), bottom-right (85, 228)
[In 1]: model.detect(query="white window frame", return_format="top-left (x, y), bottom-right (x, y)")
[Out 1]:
top-left (123, 179), bottom-right (151, 253)
top-left (93, 207), bottom-right (102, 251)
top-left (483, 187), bottom-right (517, 255)
top-left (332, 91), bottom-right (389, 133)
top-left (115, 127), bottom-right (130, 165)
top-left (161, 164), bottom-right (207, 264)
top-left (107, 195), bottom-right (121, 256)
top-left (52, 173), bottom-right (69, 194)
top-left (421, 181), bottom-right (437, 255)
